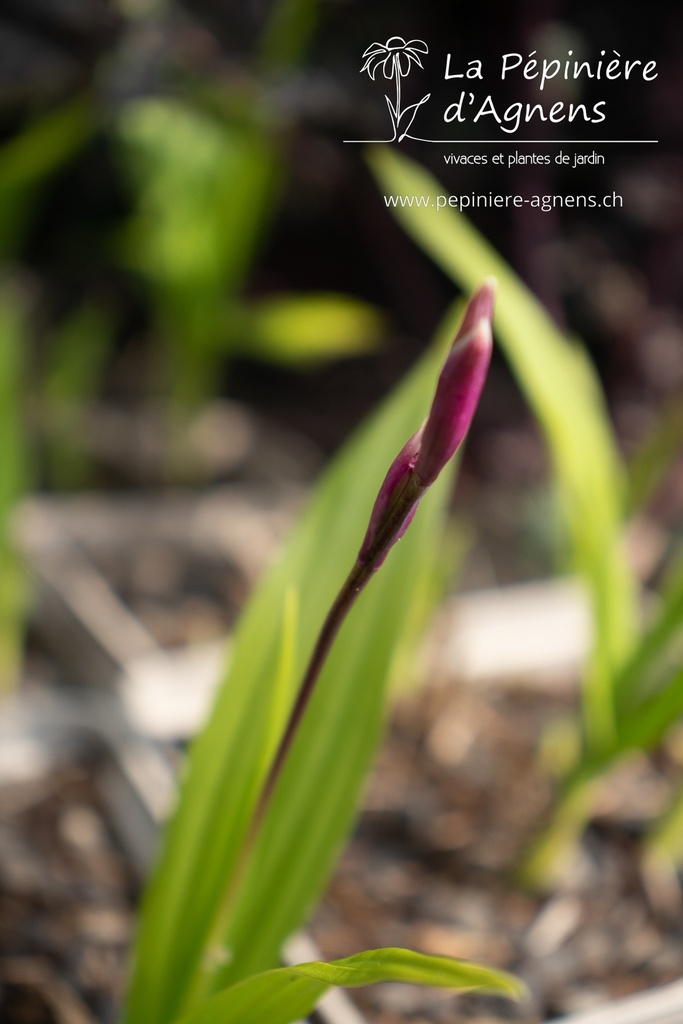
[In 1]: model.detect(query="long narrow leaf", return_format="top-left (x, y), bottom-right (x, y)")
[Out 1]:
top-left (368, 148), bottom-right (636, 750)
top-left (176, 947), bottom-right (524, 1024)
top-left (0, 286), bottom-right (28, 687)
top-left (615, 552), bottom-right (683, 711)
top-left (0, 99), bottom-right (92, 258)
top-left (125, 308), bottom-right (464, 1024)
top-left (615, 667), bottom-right (683, 756)
top-left (626, 393), bottom-right (683, 513)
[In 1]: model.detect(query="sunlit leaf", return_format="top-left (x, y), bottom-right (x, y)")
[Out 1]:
top-left (175, 947), bottom-right (524, 1024)
top-left (627, 394), bottom-right (683, 514)
top-left (614, 667), bottom-right (683, 757)
top-left (614, 551), bottom-right (683, 712)
top-left (243, 292), bottom-right (383, 365)
top-left (0, 285), bottom-right (29, 687)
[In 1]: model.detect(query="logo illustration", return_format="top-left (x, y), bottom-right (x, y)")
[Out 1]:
top-left (360, 37), bottom-right (430, 142)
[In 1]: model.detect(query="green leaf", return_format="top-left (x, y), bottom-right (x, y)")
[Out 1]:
top-left (124, 307), bottom-right (464, 1024)
top-left (175, 948), bottom-right (524, 1024)
top-left (644, 776), bottom-right (683, 869)
top-left (626, 392), bottom-right (683, 513)
top-left (243, 293), bottom-right (383, 365)
top-left (0, 284), bottom-right (29, 688)
top-left (368, 147), bottom-right (636, 752)
top-left (614, 666), bottom-right (683, 757)
top-left (0, 98), bottom-right (92, 258)
top-left (614, 550), bottom-right (683, 712)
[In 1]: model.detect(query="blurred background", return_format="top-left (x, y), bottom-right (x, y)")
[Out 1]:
top-left (0, 1), bottom-right (681, 1021)
top-left (0, 0), bottom-right (679, 651)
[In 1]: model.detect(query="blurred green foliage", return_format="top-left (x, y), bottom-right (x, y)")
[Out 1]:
top-left (115, 96), bottom-right (278, 403)
top-left (115, 96), bottom-right (382, 404)
top-left (0, 0), bottom-right (384, 685)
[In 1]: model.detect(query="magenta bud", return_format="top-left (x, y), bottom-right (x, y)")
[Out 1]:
top-left (414, 319), bottom-right (492, 486)
top-left (356, 280), bottom-right (495, 572)
top-left (414, 288), bottom-right (494, 487)
top-left (358, 426), bottom-right (424, 567)
top-left (457, 277), bottom-right (496, 339)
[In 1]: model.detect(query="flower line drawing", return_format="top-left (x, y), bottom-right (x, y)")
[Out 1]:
top-left (361, 37), bottom-right (430, 142)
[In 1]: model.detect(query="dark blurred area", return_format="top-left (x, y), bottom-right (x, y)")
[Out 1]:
top-left (0, 0), bottom-right (680, 512)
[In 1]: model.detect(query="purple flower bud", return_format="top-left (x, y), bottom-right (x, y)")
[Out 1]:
top-left (358, 426), bottom-right (424, 568)
top-left (455, 277), bottom-right (496, 339)
top-left (415, 315), bottom-right (492, 486)
top-left (357, 280), bottom-right (495, 572)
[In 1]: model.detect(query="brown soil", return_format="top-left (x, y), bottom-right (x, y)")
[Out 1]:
top-left (0, 758), bottom-right (137, 1024)
top-left (2, 681), bottom-right (682, 1023)
top-left (311, 683), bottom-right (683, 1023)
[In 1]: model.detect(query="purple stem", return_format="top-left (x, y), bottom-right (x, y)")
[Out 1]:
top-left (251, 469), bottom-right (424, 836)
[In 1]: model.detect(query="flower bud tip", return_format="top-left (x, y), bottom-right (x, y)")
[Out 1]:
top-left (356, 281), bottom-right (495, 570)
top-left (458, 277), bottom-right (497, 338)
top-left (414, 318), bottom-right (492, 486)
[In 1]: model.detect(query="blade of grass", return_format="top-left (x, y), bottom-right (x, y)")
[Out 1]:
top-left (515, 771), bottom-right (600, 889)
top-left (207, 481), bottom-right (451, 992)
top-left (626, 393), bottom-right (683, 514)
top-left (257, 587), bottom-right (300, 780)
top-left (519, 657), bottom-right (683, 890)
top-left (614, 551), bottom-right (683, 712)
top-left (644, 782), bottom-right (683, 877)
top-left (615, 666), bottom-right (683, 755)
top-left (368, 147), bottom-right (636, 754)
top-left (0, 284), bottom-right (29, 689)
top-left (175, 947), bottom-right (524, 1024)
top-left (0, 99), bottom-right (92, 258)
top-left (124, 306), bottom-right (464, 1024)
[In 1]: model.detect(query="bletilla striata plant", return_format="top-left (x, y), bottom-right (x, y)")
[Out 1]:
top-left (254, 279), bottom-right (495, 828)
top-left (124, 280), bottom-right (518, 1024)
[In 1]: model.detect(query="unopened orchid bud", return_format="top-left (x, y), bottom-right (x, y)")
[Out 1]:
top-left (358, 426), bottom-right (424, 568)
top-left (251, 282), bottom-right (495, 845)
top-left (414, 315), bottom-right (492, 486)
top-left (455, 277), bottom-right (496, 339)
top-left (357, 280), bottom-right (495, 571)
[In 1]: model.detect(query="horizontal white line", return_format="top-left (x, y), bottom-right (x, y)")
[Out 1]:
top-left (344, 139), bottom-right (659, 144)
